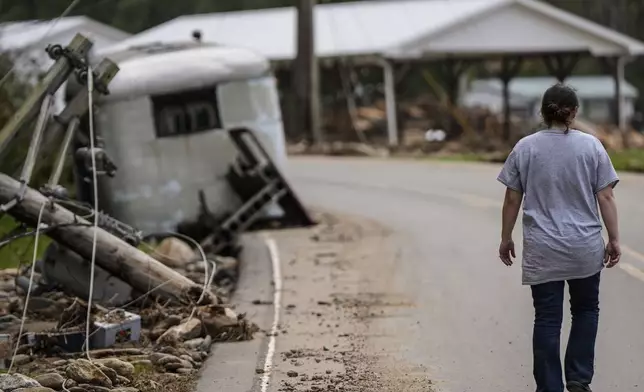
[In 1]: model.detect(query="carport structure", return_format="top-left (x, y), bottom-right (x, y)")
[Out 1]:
top-left (103, 0), bottom-right (644, 145)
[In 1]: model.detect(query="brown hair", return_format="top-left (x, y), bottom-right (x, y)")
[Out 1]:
top-left (540, 83), bottom-right (579, 134)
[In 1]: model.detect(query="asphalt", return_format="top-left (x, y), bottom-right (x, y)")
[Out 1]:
top-left (196, 233), bottom-right (274, 392)
top-left (282, 156), bottom-right (644, 392)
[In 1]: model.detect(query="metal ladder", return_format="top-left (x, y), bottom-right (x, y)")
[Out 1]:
top-left (201, 127), bottom-right (314, 254)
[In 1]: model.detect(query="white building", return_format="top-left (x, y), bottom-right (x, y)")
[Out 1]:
top-left (463, 76), bottom-right (639, 124)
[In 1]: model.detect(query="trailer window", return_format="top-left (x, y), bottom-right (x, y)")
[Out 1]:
top-left (151, 87), bottom-right (222, 138)
top-left (218, 76), bottom-right (282, 125)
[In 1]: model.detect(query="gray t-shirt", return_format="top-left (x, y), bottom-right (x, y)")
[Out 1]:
top-left (497, 129), bottom-right (619, 285)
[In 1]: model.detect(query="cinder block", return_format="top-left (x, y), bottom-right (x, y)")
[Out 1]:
top-left (91, 310), bottom-right (141, 348)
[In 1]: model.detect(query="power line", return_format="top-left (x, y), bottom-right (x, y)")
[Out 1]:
top-left (84, 64), bottom-right (99, 360)
top-left (8, 201), bottom-right (46, 374)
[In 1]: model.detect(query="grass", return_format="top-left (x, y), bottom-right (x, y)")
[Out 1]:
top-left (432, 152), bottom-right (488, 162)
top-left (417, 149), bottom-right (644, 174)
top-left (0, 214), bottom-right (51, 270)
top-left (608, 149), bottom-right (644, 173)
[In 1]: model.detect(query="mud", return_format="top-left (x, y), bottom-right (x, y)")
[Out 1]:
top-left (265, 210), bottom-right (433, 392)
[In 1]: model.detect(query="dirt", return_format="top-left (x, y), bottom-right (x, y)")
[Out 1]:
top-left (131, 366), bottom-right (196, 392)
top-left (96, 310), bottom-right (130, 325)
top-left (0, 243), bottom-right (251, 392)
top-left (264, 210), bottom-right (434, 392)
top-left (0, 338), bottom-right (10, 360)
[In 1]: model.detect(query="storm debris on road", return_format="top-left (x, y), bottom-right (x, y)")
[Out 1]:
top-left (0, 235), bottom-right (258, 392)
top-left (267, 211), bottom-right (434, 392)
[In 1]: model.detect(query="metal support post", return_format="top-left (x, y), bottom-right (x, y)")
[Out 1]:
top-left (380, 59), bottom-right (399, 147)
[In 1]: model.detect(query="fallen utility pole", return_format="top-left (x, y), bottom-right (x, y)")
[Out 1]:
top-left (0, 34), bottom-right (215, 305)
top-left (0, 172), bottom-right (212, 304)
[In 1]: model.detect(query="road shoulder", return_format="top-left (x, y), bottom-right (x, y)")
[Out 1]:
top-left (262, 210), bottom-right (433, 392)
top-left (196, 233), bottom-right (274, 392)
top-left (198, 210), bottom-right (434, 392)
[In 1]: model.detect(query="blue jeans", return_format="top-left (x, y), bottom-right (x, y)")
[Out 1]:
top-left (531, 272), bottom-right (601, 392)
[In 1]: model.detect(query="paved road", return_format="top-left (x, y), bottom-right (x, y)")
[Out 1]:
top-left (285, 156), bottom-right (644, 392)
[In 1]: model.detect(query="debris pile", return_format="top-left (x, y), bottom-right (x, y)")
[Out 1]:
top-left (591, 126), bottom-right (644, 150)
top-left (317, 96), bottom-right (506, 143)
top-left (0, 34), bottom-right (312, 392)
top-left (293, 95), bottom-right (644, 159)
top-left (0, 235), bottom-right (258, 392)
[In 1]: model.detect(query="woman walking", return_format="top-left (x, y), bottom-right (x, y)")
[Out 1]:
top-left (496, 83), bottom-right (621, 392)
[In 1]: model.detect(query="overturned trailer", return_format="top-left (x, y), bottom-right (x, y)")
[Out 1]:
top-left (28, 39), bottom-right (313, 305)
top-left (68, 40), bottom-right (311, 238)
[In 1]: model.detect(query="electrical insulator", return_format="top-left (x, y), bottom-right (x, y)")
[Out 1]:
top-left (75, 146), bottom-right (117, 180)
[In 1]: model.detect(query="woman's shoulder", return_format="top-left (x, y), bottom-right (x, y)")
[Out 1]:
top-left (513, 132), bottom-right (541, 149)
top-left (520, 129), bottom-right (600, 143)
top-left (569, 129), bottom-right (600, 140)
top-left (568, 129), bottom-right (604, 150)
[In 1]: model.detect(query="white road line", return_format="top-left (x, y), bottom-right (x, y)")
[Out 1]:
top-left (619, 263), bottom-right (644, 282)
top-left (622, 245), bottom-right (644, 265)
top-left (260, 236), bottom-right (282, 392)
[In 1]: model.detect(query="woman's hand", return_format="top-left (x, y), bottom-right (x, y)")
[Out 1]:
top-left (499, 239), bottom-right (516, 266)
top-left (604, 240), bottom-right (621, 268)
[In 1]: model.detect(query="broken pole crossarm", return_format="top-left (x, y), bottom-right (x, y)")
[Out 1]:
top-left (0, 172), bottom-right (210, 304)
top-left (48, 117), bottom-right (80, 187)
top-left (38, 58), bottom-right (120, 170)
top-left (0, 95), bottom-right (54, 212)
top-left (20, 94), bottom-right (53, 186)
top-left (0, 34), bottom-right (93, 159)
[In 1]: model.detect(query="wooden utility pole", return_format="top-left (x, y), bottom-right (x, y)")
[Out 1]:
top-left (293, 0), bottom-right (322, 147)
top-left (0, 172), bottom-right (213, 304)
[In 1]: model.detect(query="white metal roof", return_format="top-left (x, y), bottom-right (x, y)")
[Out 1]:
top-left (472, 76), bottom-right (639, 100)
top-left (102, 0), bottom-right (644, 61)
top-left (102, 0), bottom-right (505, 60)
top-left (394, 0), bottom-right (644, 57)
top-left (98, 43), bottom-right (270, 101)
top-left (0, 16), bottom-right (131, 52)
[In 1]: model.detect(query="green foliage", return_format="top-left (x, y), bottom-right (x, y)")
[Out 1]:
top-left (608, 149), bottom-right (644, 173)
top-left (418, 148), bottom-right (644, 174)
top-left (0, 52), bottom-right (40, 179)
top-left (0, 55), bottom-right (56, 270)
top-left (0, 215), bottom-right (52, 269)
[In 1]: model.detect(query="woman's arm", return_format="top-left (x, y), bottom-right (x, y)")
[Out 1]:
top-left (502, 188), bottom-right (523, 242)
top-left (597, 185), bottom-right (621, 267)
top-left (499, 187), bottom-right (523, 265)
